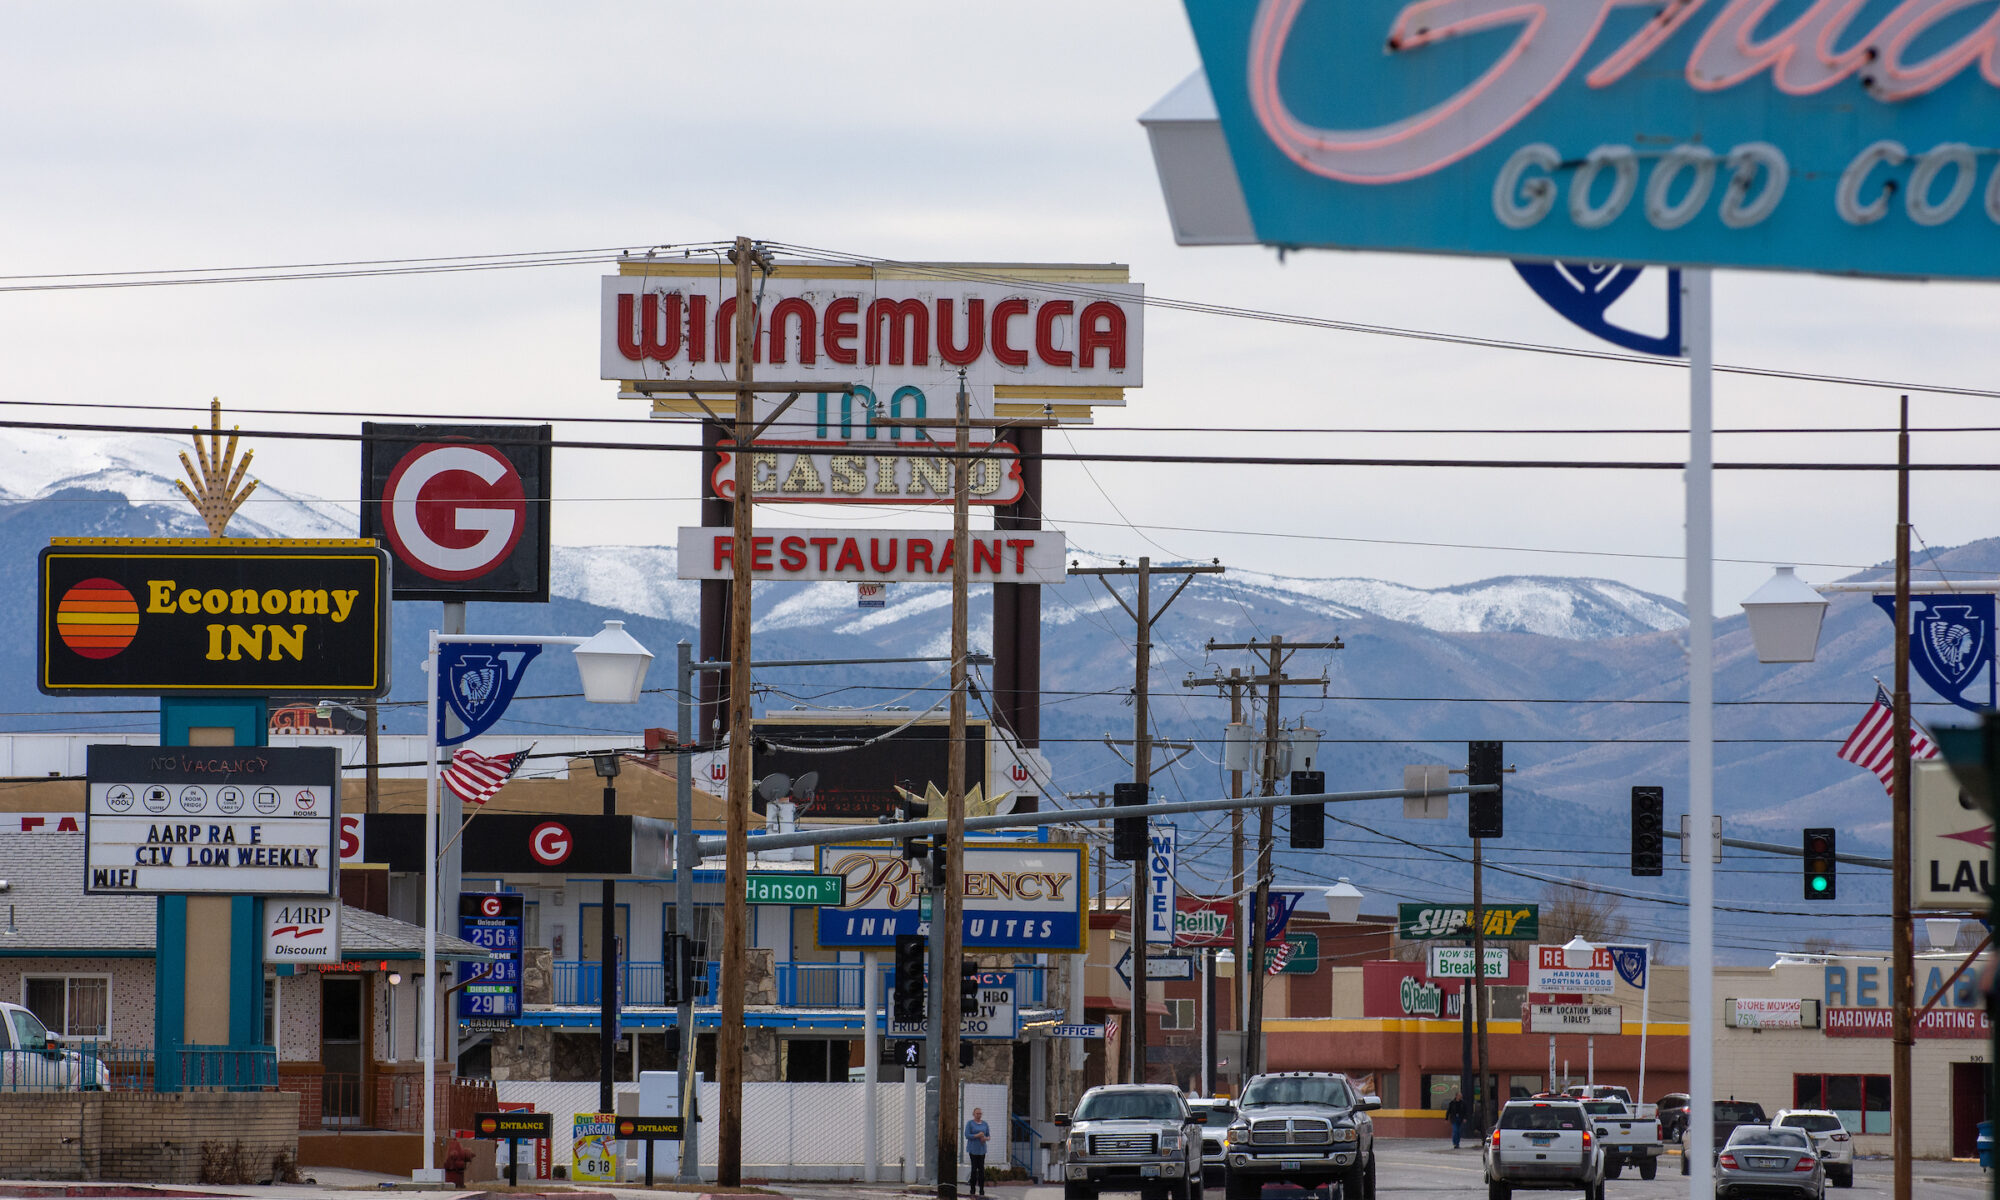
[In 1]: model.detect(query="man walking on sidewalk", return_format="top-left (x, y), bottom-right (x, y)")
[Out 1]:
top-left (965, 1107), bottom-right (991, 1195)
top-left (1446, 1091), bottom-right (1466, 1149)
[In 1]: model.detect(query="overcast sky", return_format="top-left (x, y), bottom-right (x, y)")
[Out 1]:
top-left (2, 2), bottom-right (1994, 615)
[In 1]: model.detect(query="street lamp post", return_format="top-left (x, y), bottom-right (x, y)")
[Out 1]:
top-left (593, 751), bottom-right (623, 1115)
top-left (415, 620), bottom-right (653, 1183)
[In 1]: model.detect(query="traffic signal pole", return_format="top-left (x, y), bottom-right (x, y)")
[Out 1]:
top-left (1891, 398), bottom-right (1914, 1200)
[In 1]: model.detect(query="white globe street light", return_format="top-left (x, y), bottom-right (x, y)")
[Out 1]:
top-left (1562, 934), bottom-right (1596, 971)
top-left (1323, 878), bottom-right (1364, 924)
top-left (1739, 566), bottom-right (1831, 663)
top-left (572, 620), bottom-right (655, 703)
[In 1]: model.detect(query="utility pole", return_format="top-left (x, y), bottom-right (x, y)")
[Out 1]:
top-left (1071, 558), bottom-right (1224, 1084)
top-left (1183, 668), bottom-right (1248, 1087)
top-left (1891, 396), bottom-right (1913, 1200)
top-left (1472, 837), bottom-right (1490, 1131)
top-left (1203, 636), bottom-right (1341, 1076)
top-left (717, 236), bottom-right (758, 1187)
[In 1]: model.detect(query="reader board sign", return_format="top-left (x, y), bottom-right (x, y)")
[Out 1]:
top-left (1180, 0), bottom-right (2000, 280)
top-left (39, 540), bottom-right (390, 695)
top-left (888, 971), bottom-right (1019, 1040)
top-left (85, 744), bottom-right (339, 895)
top-left (360, 423), bottom-right (553, 602)
top-left (602, 268), bottom-right (1145, 392)
top-left (457, 892), bottom-right (523, 1021)
top-left (675, 528), bottom-right (1067, 585)
top-left (1913, 760), bottom-right (1993, 912)
top-left (1398, 902), bottom-right (1539, 941)
top-left (264, 900), bottom-right (340, 963)
top-left (815, 841), bottom-right (1087, 951)
top-left (1529, 1003), bottom-right (1622, 1035)
top-left (1530, 944), bottom-right (1618, 995)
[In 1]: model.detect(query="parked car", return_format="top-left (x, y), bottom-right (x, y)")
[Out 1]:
top-left (1185, 1098), bottom-right (1236, 1186)
top-left (1579, 1099), bottom-right (1662, 1181)
top-left (1655, 1094), bottom-right (1692, 1141)
top-left (1714, 1124), bottom-right (1825, 1198)
top-left (1683, 1101), bottom-right (1773, 1174)
top-left (1484, 1098), bottom-right (1605, 1200)
top-left (0, 1002), bottom-right (107, 1091)
top-left (1058, 1084), bottom-right (1205, 1200)
top-left (1223, 1072), bottom-right (1378, 1200)
top-left (1772, 1109), bottom-right (1854, 1189)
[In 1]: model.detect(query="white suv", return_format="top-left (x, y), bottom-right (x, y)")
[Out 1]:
top-left (1772, 1109), bottom-right (1854, 1188)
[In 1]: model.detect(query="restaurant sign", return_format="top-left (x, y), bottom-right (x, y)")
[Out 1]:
top-left (39, 539), bottom-right (390, 695)
top-left (1398, 902), bottom-right (1538, 941)
top-left (676, 528), bottom-right (1067, 585)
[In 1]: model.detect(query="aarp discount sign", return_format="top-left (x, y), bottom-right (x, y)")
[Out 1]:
top-left (1530, 944), bottom-right (1617, 994)
top-left (1180, 0), bottom-right (2000, 279)
top-left (815, 841), bottom-right (1088, 951)
top-left (1914, 760), bottom-right (1993, 912)
top-left (361, 424), bottom-right (552, 602)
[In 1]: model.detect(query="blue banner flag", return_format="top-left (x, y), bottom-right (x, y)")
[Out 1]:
top-left (1609, 945), bottom-right (1648, 990)
top-left (1871, 594), bottom-right (1996, 712)
top-left (437, 643), bottom-right (543, 746)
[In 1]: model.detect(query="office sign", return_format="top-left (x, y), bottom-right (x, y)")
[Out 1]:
top-left (457, 892), bottom-right (523, 1022)
top-left (1051, 1023), bottom-right (1106, 1039)
top-left (1398, 902), bottom-right (1539, 941)
top-left (1529, 1003), bottom-right (1623, 1035)
top-left (710, 440), bottom-right (1025, 506)
top-left (747, 873), bottom-right (845, 906)
top-left (602, 269), bottom-right (1144, 390)
top-left (1913, 760), bottom-right (1993, 912)
top-left (39, 540), bottom-right (390, 695)
top-left (84, 744), bottom-right (339, 895)
top-left (1530, 944), bottom-right (1618, 994)
top-left (1180, 0), bottom-right (2000, 280)
top-left (1428, 946), bottom-right (1510, 980)
top-left (815, 841), bottom-right (1087, 950)
top-left (362, 813), bottom-right (633, 874)
top-left (675, 528), bottom-right (1066, 585)
top-left (361, 424), bottom-right (553, 602)
top-left (264, 900), bottom-right (340, 963)
top-left (888, 971), bottom-right (1018, 1039)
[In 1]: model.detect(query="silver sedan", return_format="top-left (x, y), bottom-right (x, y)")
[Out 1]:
top-left (1715, 1125), bottom-right (1826, 1199)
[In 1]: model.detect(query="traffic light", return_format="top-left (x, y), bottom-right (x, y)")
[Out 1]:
top-left (1113, 781), bottom-right (1147, 861)
top-left (1467, 741), bottom-right (1504, 838)
top-left (929, 833), bottom-right (948, 887)
top-left (960, 957), bottom-right (981, 1016)
top-left (665, 933), bottom-right (704, 1005)
top-left (959, 1040), bottom-right (976, 1068)
top-left (890, 795), bottom-right (930, 860)
top-left (664, 1025), bottom-right (682, 1062)
top-left (1289, 770), bottom-right (1325, 849)
top-left (1630, 786), bottom-right (1664, 877)
top-left (893, 934), bottom-right (928, 1022)
top-left (1804, 828), bottom-right (1837, 899)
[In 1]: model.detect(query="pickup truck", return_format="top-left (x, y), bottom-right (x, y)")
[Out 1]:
top-left (0, 1001), bottom-right (109, 1090)
top-left (1680, 1099), bottom-right (1771, 1175)
top-left (1222, 1072), bottom-right (1378, 1200)
top-left (1058, 1084), bottom-right (1205, 1200)
top-left (1579, 1100), bottom-right (1662, 1181)
top-left (1485, 1098), bottom-right (1605, 1200)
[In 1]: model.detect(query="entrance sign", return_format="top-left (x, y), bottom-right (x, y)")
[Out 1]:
top-left (476, 1111), bottom-right (553, 1139)
top-left (676, 528), bottom-right (1066, 585)
top-left (1398, 902), bottom-right (1539, 941)
top-left (85, 744), bottom-right (339, 895)
top-left (39, 540), bottom-right (389, 695)
top-left (264, 900), bottom-right (340, 963)
top-left (1529, 1003), bottom-right (1622, 1035)
top-left (1912, 760), bottom-right (1994, 912)
top-left (361, 424), bottom-right (553, 602)
top-left (457, 892), bottom-right (524, 1022)
top-left (1177, 2), bottom-right (2000, 280)
top-left (814, 841), bottom-right (1088, 950)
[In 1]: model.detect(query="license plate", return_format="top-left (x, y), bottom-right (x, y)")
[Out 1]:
top-left (1281, 1160), bottom-right (1301, 1171)
top-left (1142, 1166), bottom-right (1161, 1177)
top-left (1616, 1145), bottom-right (1633, 1153)
top-left (1528, 1134), bottom-right (1555, 1146)
top-left (1748, 1156), bottom-right (1784, 1169)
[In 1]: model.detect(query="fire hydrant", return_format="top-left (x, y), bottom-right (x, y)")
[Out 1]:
top-left (443, 1139), bottom-right (472, 1186)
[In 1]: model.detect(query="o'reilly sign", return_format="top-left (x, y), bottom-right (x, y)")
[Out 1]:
top-left (1399, 903), bottom-right (1538, 941)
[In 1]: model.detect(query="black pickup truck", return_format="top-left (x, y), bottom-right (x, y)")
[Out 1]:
top-left (1680, 1100), bottom-right (1770, 1174)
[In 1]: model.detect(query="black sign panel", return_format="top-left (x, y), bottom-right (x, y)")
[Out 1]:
top-left (752, 720), bottom-right (988, 820)
top-left (39, 540), bottom-right (390, 696)
top-left (474, 1111), bottom-right (552, 1139)
top-left (361, 423), bottom-right (552, 602)
top-left (615, 1116), bottom-right (684, 1140)
top-left (458, 892), bottom-right (524, 1021)
top-left (365, 813), bottom-right (632, 874)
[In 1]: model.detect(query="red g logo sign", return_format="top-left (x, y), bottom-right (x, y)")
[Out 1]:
top-left (481, 896), bottom-right (503, 917)
top-left (529, 821), bottom-right (572, 866)
top-left (382, 444), bottom-right (526, 582)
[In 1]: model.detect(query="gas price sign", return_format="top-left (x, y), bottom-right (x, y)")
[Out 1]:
top-left (457, 892), bottom-right (523, 1024)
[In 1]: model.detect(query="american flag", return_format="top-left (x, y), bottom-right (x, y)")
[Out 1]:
top-left (1836, 683), bottom-right (1937, 793)
top-left (1266, 941), bottom-right (1294, 975)
top-left (442, 746), bottom-right (533, 806)
top-left (1105, 1017), bottom-right (1121, 1042)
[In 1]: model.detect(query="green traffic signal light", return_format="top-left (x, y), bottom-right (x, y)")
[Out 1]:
top-left (1810, 875), bottom-right (1829, 893)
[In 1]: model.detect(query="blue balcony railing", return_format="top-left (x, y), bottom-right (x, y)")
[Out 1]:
top-left (551, 959), bottom-right (1050, 1009)
top-left (554, 960), bottom-right (717, 1007)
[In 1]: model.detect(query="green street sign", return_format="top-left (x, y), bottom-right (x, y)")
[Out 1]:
top-left (1263, 931), bottom-right (1319, 975)
top-left (746, 873), bottom-right (845, 906)
top-left (1397, 903), bottom-right (1539, 941)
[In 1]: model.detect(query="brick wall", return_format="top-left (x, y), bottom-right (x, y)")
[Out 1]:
top-left (0, 1091), bottom-right (299, 1183)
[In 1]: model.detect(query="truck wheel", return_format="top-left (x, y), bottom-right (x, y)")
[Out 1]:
top-left (1363, 1153), bottom-right (1376, 1200)
top-left (1834, 1167), bottom-right (1852, 1188)
top-left (1224, 1173), bottom-right (1260, 1200)
top-left (1639, 1158), bottom-right (1658, 1181)
top-left (1605, 1160), bottom-right (1621, 1180)
top-left (1064, 1183), bottom-right (1096, 1200)
top-left (1486, 1182), bottom-right (1511, 1200)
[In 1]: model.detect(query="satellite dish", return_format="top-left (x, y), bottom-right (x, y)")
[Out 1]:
top-left (792, 772), bottom-right (819, 804)
top-left (756, 774), bottom-right (792, 806)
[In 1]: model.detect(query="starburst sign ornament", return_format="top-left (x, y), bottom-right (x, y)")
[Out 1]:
top-left (175, 398), bottom-right (259, 536)
top-left (894, 781), bottom-right (1012, 819)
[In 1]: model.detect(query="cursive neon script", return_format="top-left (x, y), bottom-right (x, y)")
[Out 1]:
top-left (1247, 0), bottom-right (2000, 185)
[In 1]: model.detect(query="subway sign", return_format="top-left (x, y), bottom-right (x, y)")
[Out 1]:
top-left (1397, 902), bottom-right (1539, 941)
top-left (38, 540), bottom-right (391, 695)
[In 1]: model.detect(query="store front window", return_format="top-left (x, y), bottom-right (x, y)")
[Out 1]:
top-left (1794, 1073), bottom-right (1890, 1135)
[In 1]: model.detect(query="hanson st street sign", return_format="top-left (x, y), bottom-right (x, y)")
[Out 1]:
top-left (1167, 0), bottom-right (2000, 280)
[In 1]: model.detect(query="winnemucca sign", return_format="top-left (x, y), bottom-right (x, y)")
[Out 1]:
top-left (38, 540), bottom-right (391, 695)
